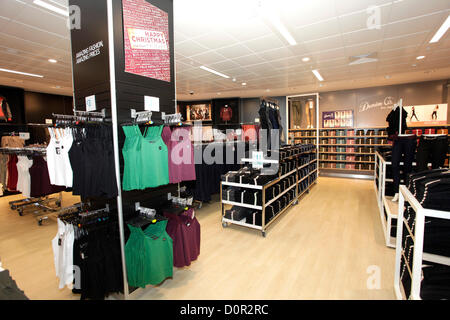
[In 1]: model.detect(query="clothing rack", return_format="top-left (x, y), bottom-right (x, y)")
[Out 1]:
top-left (0, 146), bottom-right (64, 225)
top-left (394, 185), bottom-right (450, 300)
top-left (52, 108), bottom-right (109, 125)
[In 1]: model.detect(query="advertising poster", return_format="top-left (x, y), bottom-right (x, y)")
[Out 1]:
top-left (123, 0), bottom-right (171, 82)
top-left (322, 110), bottom-right (354, 128)
top-left (404, 104), bottom-right (448, 127)
top-left (186, 104), bottom-right (212, 121)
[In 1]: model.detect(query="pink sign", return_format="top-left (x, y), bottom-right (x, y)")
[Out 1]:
top-left (123, 0), bottom-right (171, 82)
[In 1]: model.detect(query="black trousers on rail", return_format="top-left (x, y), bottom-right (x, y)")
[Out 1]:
top-left (392, 135), bottom-right (417, 193)
top-left (416, 135), bottom-right (448, 172)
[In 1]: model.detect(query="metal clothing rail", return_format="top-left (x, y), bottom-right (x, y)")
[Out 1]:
top-left (394, 185), bottom-right (450, 300)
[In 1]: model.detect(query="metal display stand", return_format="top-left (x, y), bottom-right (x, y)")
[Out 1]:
top-left (394, 185), bottom-right (450, 300)
top-left (221, 149), bottom-right (318, 237)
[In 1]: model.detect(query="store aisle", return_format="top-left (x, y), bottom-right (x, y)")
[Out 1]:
top-left (0, 177), bottom-right (396, 300)
top-left (138, 177), bottom-right (396, 300)
top-left (0, 192), bottom-right (80, 300)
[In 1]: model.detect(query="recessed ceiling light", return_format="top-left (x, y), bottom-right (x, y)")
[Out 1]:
top-left (48, 59), bottom-right (58, 63)
top-left (429, 15), bottom-right (450, 43)
top-left (199, 66), bottom-right (230, 79)
top-left (232, 78), bottom-right (236, 82)
top-left (312, 69), bottom-right (324, 82)
top-left (217, 92), bottom-right (221, 95)
top-left (416, 56), bottom-right (426, 60)
top-left (0, 68), bottom-right (44, 78)
top-left (242, 83), bottom-right (247, 86)
top-left (302, 57), bottom-right (310, 62)
top-left (33, 0), bottom-right (69, 17)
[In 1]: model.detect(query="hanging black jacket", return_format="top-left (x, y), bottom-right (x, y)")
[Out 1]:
top-left (386, 107), bottom-right (408, 139)
top-left (0, 96), bottom-right (12, 122)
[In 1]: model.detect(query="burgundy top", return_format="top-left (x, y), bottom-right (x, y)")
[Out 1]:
top-left (7, 154), bottom-right (18, 191)
top-left (164, 208), bottom-right (200, 268)
top-left (162, 126), bottom-right (196, 184)
top-left (29, 156), bottom-right (65, 197)
top-left (220, 107), bottom-right (232, 122)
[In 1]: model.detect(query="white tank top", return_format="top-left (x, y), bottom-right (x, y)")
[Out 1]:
top-left (16, 156), bottom-right (33, 198)
top-left (46, 128), bottom-right (73, 188)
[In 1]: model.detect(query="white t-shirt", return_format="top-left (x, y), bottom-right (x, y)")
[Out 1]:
top-left (16, 156), bottom-right (33, 198)
top-left (47, 128), bottom-right (73, 188)
top-left (52, 218), bottom-right (74, 289)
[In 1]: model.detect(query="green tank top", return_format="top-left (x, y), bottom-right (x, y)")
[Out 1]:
top-left (141, 125), bottom-right (169, 189)
top-left (122, 126), bottom-right (142, 191)
top-left (122, 125), bottom-right (169, 190)
top-left (125, 220), bottom-right (173, 288)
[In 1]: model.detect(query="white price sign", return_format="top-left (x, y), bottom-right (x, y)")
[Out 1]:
top-left (252, 151), bottom-right (264, 169)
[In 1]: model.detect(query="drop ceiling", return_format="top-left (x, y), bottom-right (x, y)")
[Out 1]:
top-left (0, 0), bottom-right (448, 100)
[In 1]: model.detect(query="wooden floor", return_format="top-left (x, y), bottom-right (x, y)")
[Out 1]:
top-left (0, 177), bottom-right (396, 300)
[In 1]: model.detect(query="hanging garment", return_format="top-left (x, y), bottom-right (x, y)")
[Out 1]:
top-left (242, 125), bottom-right (259, 142)
top-left (52, 219), bottom-right (75, 289)
top-left (164, 208), bottom-right (201, 268)
top-left (122, 125), bottom-right (142, 191)
top-left (220, 106), bottom-right (233, 122)
top-left (29, 156), bottom-right (65, 197)
top-left (162, 126), bottom-right (196, 184)
top-left (6, 154), bottom-right (18, 191)
top-left (416, 135), bottom-right (448, 172)
top-left (391, 135), bottom-right (417, 192)
top-left (142, 126), bottom-right (170, 188)
top-left (68, 125), bottom-right (118, 199)
top-left (122, 125), bottom-right (169, 190)
top-left (0, 96), bottom-right (12, 122)
top-left (16, 156), bottom-right (33, 198)
top-left (290, 101), bottom-right (302, 128)
top-left (47, 128), bottom-right (73, 188)
top-left (386, 107), bottom-right (408, 139)
top-left (0, 154), bottom-right (8, 192)
top-left (125, 221), bottom-right (173, 288)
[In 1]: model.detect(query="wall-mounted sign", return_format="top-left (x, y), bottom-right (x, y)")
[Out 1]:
top-left (322, 110), bottom-right (354, 128)
top-left (404, 104), bottom-right (448, 127)
top-left (85, 95), bottom-right (96, 111)
top-left (123, 0), bottom-right (171, 82)
top-left (144, 96), bottom-right (160, 112)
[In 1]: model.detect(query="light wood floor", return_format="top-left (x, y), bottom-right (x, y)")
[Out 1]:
top-left (0, 177), bottom-right (396, 300)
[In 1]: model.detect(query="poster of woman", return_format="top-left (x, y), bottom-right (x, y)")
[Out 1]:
top-left (404, 104), bottom-right (447, 126)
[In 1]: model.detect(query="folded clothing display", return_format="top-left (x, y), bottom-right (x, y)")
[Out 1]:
top-left (222, 187), bottom-right (243, 202)
top-left (224, 206), bottom-right (253, 221)
top-left (420, 264), bottom-right (450, 300)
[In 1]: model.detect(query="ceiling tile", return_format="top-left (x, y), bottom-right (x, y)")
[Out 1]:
top-left (338, 5), bottom-right (391, 33)
top-left (389, 0), bottom-right (450, 22)
top-left (382, 31), bottom-right (430, 51)
top-left (279, 0), bottom-right (337, 29)
top-left (192, 31), bottom-right (239, 51)
top-left (243, 34), bottom-right (285, 53)
top-left (189, 51), bottom-right (228, 65)
top-left (257, 47), bottom-right (296, 61)
top-left (342, 29), bottom-right (384, 47)
top-left (232, 54), bottom-right (267, 66)
top-left (175, 40), bottom-right (209, 57)
top-left (335, 0), bottom-right (393, 16)
top-left (292, 18), bottom-right (340, 43)
top-left (304, 35), bottom-right (344, 53)
top-left (383, 12), bottom-right (445, 39)
top-left (215, 44), bottom-right (254, 59)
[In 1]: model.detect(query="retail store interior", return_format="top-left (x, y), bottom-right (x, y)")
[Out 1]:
top-left (0, 0), bottom-right (449, 301)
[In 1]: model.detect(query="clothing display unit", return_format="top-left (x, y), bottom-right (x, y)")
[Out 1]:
top-left (394, 184), bottom-right (450, 300)
top-left (375, 137), bottom-right (450, 248)
top-left (221, 144), bottom-right (318, 237)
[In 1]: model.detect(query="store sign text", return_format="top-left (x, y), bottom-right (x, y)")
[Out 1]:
top-left (127, 28), bottom-right (168, 50)
top-left (75, 41), bottom-right (104, 64)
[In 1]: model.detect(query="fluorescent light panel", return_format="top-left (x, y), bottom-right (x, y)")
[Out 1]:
top-left (269, 15), bottom-right (297, 46)
top-left (430, 15), bottom-right (450, 43)
top-left (199, 66), bottom-right (230, 79)
top-left (312, 69), bottom-right (324, 82)
top-left (0, 68), bottom-right (44, 78)
top-left (33, 0), bottom-right (69, 17)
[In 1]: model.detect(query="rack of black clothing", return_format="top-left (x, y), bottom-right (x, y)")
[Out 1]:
top-left (394, 172), bottom-right (450, 300)
top-left (55, 204), bottom-right (124, 300)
